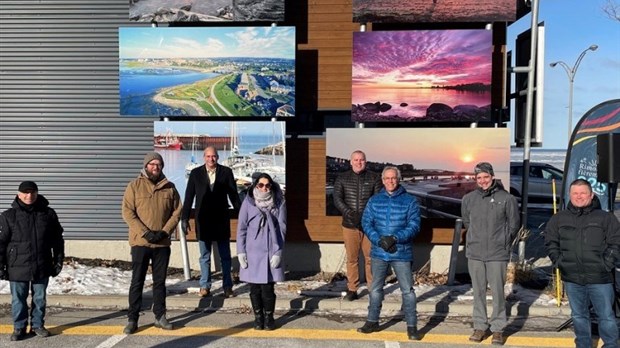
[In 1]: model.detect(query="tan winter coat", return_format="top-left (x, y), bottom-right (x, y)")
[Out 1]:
top-left (122, 173), bottom-right (182, 248)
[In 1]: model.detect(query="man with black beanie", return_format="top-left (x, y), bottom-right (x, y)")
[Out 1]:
top-left (121, 151), bottom-right (182, 334)
top-left (0, 181), bottom-right (64, 341)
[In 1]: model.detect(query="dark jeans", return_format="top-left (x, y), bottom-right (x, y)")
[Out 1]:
top-left (128, 246), bottom-right (171, 322)
top-left (250, 283), bottom-right (276, 307)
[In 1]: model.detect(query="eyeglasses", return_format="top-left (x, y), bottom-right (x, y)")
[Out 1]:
top-left (257, 183), bottom-right (272, 189)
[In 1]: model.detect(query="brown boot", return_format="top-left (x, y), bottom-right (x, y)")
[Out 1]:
top-left (491, 331), bottom-right (504, 345)
top-left (469, 329), bottom-right (486, 342)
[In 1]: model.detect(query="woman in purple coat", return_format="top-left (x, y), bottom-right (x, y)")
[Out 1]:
top-left (236, 173), bottom-right (286, 330)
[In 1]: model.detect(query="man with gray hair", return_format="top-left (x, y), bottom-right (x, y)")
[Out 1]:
top-left (357, 166), bottom-right (422, 340)
top-left (333, 150), bottom-right (381, 301)
top-left (461, 162), bottom-right (519, 346)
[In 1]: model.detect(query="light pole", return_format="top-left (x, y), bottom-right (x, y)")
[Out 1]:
top-left (550, 44), bottom-right (598, 142)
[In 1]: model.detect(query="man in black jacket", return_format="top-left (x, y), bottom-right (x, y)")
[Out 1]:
top-left (545, 179), bottom-right (620, 348)
top-left (181, 146), bottom-right (241, 298)
top-left (333, 150), bottom-right (382, 301)
top-left (0, 181), bottom-right (64, 341)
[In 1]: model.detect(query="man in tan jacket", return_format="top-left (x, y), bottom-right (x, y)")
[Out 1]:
top-left (121, 152), bottom-right (182, 334)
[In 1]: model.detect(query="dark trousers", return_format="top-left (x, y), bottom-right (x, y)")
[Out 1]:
top-left (128, 246), bottom-right (171, 322)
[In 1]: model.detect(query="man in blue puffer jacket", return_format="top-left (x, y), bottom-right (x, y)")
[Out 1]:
top-left (357, 166), bottom-right (421, 341)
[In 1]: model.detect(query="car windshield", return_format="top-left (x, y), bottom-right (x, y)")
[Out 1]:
top-left (541, 167), bottom-right (563, 180)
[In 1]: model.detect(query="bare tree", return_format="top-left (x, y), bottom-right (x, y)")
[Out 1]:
top-left (602, 0), bottom-right (620, 22)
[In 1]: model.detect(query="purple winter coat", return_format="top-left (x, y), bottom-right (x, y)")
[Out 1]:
top-left (236, 194), bottom-right (287, 284)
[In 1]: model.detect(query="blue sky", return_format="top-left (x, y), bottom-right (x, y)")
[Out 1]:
top-left (507, 0), bottom-right (620, 149)
top-left (119, 26), bottom-right (296, 59)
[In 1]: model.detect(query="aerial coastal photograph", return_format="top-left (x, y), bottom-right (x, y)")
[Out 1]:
top-left (119, 27), bottom-right (296, 117)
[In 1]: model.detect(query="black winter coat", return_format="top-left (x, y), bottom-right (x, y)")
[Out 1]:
top-left (333, 169), bottom-right (382, 229)
top-left (182, 164), bottom-right (241, 241)
top-left (0, 195), bottom-right (65, 281)
top-left (544, 197), bottom-right (620, 285)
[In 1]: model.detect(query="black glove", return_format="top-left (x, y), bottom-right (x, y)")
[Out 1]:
top-left (51, 262), bottom-right (63, 277)
top-left (155, 230), bottom-right (169, 242)
top-left (181, 220), bottom-right (190, 235)
top-left (142, 230), bottom-right (160, 243)
top-left (379, 235), bottom-right (397, 254)
top-left (0, 267), bottom-right (7, 280)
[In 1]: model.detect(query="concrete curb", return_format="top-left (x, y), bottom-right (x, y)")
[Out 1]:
top-left (0, 294), bottom-right (572, 318)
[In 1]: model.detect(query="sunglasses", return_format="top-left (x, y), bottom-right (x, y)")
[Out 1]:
top-left (257, 183), bottom-right (272, 189)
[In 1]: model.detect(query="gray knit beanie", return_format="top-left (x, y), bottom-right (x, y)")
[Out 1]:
top-left (143, 151), bottom-right (164, 168)
top-left (474, 162), bottom-right (494, 176)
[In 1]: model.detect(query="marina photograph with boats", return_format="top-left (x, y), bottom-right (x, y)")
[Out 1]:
top-left (154, 120), bottom-right (286, 200)
top-left (326, 128), bottom-right (510, 218)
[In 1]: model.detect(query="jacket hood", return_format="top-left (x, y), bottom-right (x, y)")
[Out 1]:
top-left (11, 194), bottom-right (50, 210)
top-left (380, 184), bottom-right (406, 197)
top-left (567, 195), bottom-right (601, 215)
top-left (476, 179), bottom-right (504, 197)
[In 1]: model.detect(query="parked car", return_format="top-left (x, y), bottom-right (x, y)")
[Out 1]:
top-left (510, 162), bottom-right (564, 204)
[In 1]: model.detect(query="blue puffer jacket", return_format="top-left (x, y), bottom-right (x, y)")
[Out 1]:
top-left (362, 185), bottom-right (421, 261)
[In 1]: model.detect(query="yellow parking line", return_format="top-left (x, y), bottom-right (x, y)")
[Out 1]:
top-left (0, 325), bottom-right (575, 346)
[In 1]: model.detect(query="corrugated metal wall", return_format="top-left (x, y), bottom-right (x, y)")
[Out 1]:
top-left (0, 0), bottom-right (152, 239)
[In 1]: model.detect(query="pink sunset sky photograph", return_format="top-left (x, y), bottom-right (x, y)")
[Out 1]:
top-left (353, 30), bottom-right (492, 89)
top-left (326, 128), bottom-right (510, 182)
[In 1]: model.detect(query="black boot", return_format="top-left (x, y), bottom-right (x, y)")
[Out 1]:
top-left (264, 310), bottom-right (275, 331)
top-left (262, 287), bottom-right (277, 331)
top-left (249, 285), bottom-right (264, 330)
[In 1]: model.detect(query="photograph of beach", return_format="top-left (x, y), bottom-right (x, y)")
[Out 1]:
top-left (129, 0), bottom-right (285, 22)
top-left (352, 30), bottom-right (492, 123)
top-left (353, 0), bottom-right (516, 23)
top-left (326, 128), bottom-right (510, 218)
top-left (119, 27), bottom-right (296, 117)
top-left (154, 120), bottom-right (286, 203)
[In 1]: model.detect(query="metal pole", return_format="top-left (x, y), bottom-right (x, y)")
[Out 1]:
top-left (177, 221), bottom-right (191, 281)
top-left (447, 219), bottom-right (463, 286)
top-left (568, 76), bottom-right (574, 142)
top-left (550, 45), bottom-right (598, 142)
top-left (518, 0), bottom-right (540, 245)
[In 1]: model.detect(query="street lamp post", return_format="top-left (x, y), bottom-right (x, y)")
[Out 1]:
top-left (550, 44), bottom-right (598, 143)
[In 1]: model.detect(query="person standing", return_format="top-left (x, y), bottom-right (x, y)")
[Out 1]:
top-left (182, 146), bottom-right (241, 298)
top-left (461, 162), bottom-right (519, 346)
top-left (0, 181), bottom-right (65, 341)
top-left (333, 150), bottom-right (382, 301)
top-left (121, 152), bottom-right (182, 334)
top-left (237, 173), bottom-right (287, 331)
top-left (545, 179), bottom-right (620, 348)
top-left (357, 166), bottom-right (422, 341)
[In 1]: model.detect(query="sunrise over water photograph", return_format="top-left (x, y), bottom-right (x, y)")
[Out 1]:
top-left (352, 29), bottom-right (493, 122)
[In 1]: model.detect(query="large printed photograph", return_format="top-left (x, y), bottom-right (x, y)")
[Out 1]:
top-left (353, 0), bottom-right (516, 23)
top-left (352, 30), bottom-right (492, 123)
top-left (154, 120), bottom-right (286, 203)
top-left (326, 128), bottom-right (510, 218)
top-left (129, 0), bottom-right (285, 22)
top-left (119, 27), bottom-right (296, 117)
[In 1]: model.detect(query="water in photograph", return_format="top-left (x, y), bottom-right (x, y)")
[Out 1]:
top-left (353, 87), bottom-right (490, 119)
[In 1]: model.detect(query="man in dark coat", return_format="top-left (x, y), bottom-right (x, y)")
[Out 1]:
top-left (0, 181), bottom-right (64, 341)
top-left (333, 150), bottom-right (382, 301)
top-left (182, 146), bottom-right (241, 298)
top-left (545, 179), bottom-right (620, 348)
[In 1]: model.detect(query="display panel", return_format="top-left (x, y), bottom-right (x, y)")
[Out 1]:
top-left (353, 0), bottom-right (516, 23)
top-left (352, 30), bottom-right (492, 122)
top-left (326, 128), bottom-right (510, 218)
top-left (129, 0), bottom-right (285, 22)
top-left (120, 27), bottom-right (296, 117)
top-left (154, 120), bottom-right (286, 201)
